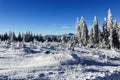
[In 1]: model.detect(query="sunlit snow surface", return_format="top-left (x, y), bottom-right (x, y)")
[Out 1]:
top-left (0, 42), bottom-right (120, 80)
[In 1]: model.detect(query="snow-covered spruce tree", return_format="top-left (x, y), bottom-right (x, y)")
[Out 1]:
top-left (17, 32), bottom-right (22, 42)
top-left (26, 32), bottom-right (33, 42)
top-left (89, 28), bottom-right (94, 45)
top-left (3, 33), bottom-right (9, 41)
top-left (22, 32), bottom-right (33, 42)
top-left (76, 17), bottom-right (80, 45)
top-left (103, 17), bottom-right (109, 46)
top-left (113, 20), bottom-right (119, 49)
top-left (107, 9), bottom-right (113, 49)
top-left (38, 34), bottom-right (44, 42)
top-left (61, 35), bottom-right (66, 43)
top-left (118, 24), bottom-right (120, 48)
top-left (22, 33), bottom-right (25, 42)
top-left (9, 31), bottom-right (16, 42)
top-left (52, 35), bottom-right (59, 42)
top-left (98, 29), bottom-right (104, 48)
top-left (93, 16), bottom-right (99, 44)
top-left (76, 17), bottom-right (81, 45)
top-left (76, 16), bottom-right (88, 46)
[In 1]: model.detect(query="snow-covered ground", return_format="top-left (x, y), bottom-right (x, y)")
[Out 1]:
top-left (0, 42), bottom-right (120, 80)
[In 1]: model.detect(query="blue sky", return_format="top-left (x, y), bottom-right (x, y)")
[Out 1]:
top-left (0, 0), bottom-right (119, 35)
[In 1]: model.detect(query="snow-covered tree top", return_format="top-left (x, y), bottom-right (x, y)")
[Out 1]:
top-left (79, 16), bottom-right (86, 25)
top-left (80, 16), bottom-right (84, 22)
top-left (108, 8), bottom-right (112, 20)
top-left (93, 16), bottom-right (98, 25)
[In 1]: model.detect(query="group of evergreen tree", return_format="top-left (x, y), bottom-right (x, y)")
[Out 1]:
top-left (76, 9), bottom-right (120, 49)
top-left (0, 31), bottom-right (75, 43)
top-left (0, 32), bottom-right (49, 42)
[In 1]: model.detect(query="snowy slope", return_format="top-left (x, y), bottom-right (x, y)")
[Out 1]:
top-left (0, 42), bottom-right (120, 80)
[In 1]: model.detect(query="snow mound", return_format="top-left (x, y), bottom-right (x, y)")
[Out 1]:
top-left (27, 52), bottom-right (75, 67)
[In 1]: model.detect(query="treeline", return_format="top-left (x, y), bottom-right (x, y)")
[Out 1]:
top-left (0, 32), bottom-right (75, 43)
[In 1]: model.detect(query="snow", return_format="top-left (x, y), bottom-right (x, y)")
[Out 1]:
top-left (0, 42), bottom-right (120, 80)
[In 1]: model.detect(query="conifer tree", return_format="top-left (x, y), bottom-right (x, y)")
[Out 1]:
top-left (107, 9), bottom-right (113, 49)
top-left (76, 16), bottom-right (88, 46)
top-left (93, 16), bottom-right (99, 43)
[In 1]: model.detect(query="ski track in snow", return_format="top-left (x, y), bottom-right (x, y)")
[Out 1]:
top-left (0, 42), bottom-right (120, 80)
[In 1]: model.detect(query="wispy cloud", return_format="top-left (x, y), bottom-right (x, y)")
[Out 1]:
top-left (59, 25), bottom-right (76, 34)
top-left (61, 26), bottom-right (71, 29)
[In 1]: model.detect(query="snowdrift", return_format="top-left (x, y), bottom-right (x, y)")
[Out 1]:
top-left (0, 42), bottom-right (120, 80)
